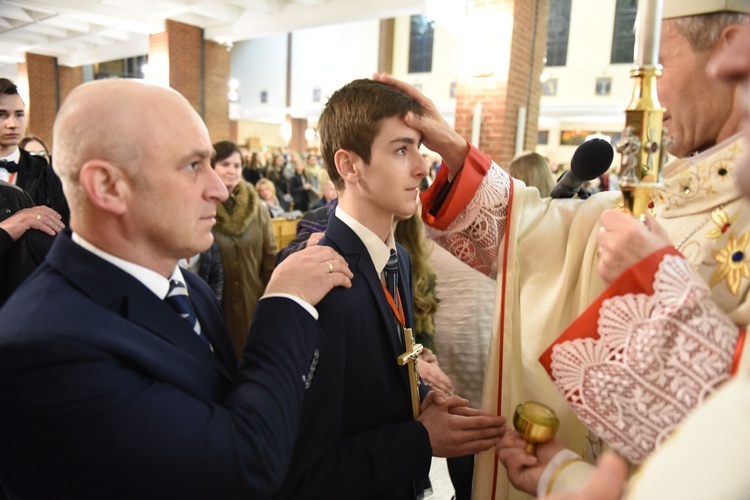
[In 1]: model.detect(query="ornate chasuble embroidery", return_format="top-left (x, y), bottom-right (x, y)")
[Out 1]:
top-left (542, 253), bottom-right (739, 464)
top-left (654, 137), bottom-right (750, 301)
top-left (541, 137), bottom-right (750, 465)
top-left (710, 230), bottom-right (750, 295)
top-left (425, 165), bottom-right (510, 279)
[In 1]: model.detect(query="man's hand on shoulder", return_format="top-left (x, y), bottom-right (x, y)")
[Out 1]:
top-left (265, 245), bottom-right (352, 306)
top-left (417, 390), bottom-right (507, 457)
top-left (305, 232), bottom-right (324, 248)
top-left (0, 206), bottom-right (64, 241)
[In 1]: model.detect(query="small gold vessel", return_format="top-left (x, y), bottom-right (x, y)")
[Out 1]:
top-left (513, 401), bottom-right (559, 454)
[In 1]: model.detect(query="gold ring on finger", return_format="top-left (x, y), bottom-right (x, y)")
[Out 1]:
top-left (36, 214), bottom-right (41, 221)
top-left (326, 260), bottom-right (333, 273)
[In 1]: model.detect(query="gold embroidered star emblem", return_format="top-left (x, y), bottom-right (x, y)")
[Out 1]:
top-left (710, 231), bottom-right (750, 295)
top-left (705, 208), bottom-right (737, 240)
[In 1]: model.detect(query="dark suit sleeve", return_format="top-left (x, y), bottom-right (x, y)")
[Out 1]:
top-left (0, 228), bottom-right (12, 257)
top-left (0, 183), bottom-right (35, 257)
top-left (0, 296), bottom-right (322, 499)
top-left (2, 229), bottom-right (55, 301)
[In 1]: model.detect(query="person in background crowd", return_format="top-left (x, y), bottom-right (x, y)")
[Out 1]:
top-left (507, 151), bottom-right (556, 198)
top-left (242, 151), bottom-right (264, 185)
top-left (178, 239), bottom-right (224, 300)
top-left (303, 152), bottom-right (325, 206)
top-left (265, 153), bottom-right (289, 199)
top-left (284, 151), bottom-right (301, 179)
top-left (19, 135), bottom-right (51, 162)
top-left (394, 213), bottom-right (440, 361)
top-left (310, 179), bottom-right (338, 210)
top-left (287, 155), bottom-right (315, 212)
top-left (419, 154), bottom-right (438, 191)
top-left (0, 78), bottom-right (69, 225)
top-left (256, 177), bottom-right (299, 219)
top-left (212, 140), bottom-right (278, 360)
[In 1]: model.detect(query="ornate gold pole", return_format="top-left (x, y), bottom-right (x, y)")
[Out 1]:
top-left (617, 0), bottom-right (668, 218)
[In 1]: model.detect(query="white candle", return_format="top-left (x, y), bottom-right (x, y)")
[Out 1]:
top-left (634, 0), bottom-right (663, 66)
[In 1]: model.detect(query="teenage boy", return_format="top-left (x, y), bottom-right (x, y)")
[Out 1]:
top-left (0, 78), bottom-right (69, 224)
top-left (277, 78), bottom-right (506, 499)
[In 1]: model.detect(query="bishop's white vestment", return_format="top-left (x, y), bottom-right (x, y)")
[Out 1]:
top-left (420, 136), bottom-right (750, 499)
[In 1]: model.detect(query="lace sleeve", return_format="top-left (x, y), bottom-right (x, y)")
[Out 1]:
top-left (424, 164), bottom-right (510, 278)
top-left (550, 254), bottom-right (741, 464)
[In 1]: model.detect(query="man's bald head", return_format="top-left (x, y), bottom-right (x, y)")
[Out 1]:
top-left (53, 80), bottom-right (201, 208)
top-left (50, 79), bottom-right (224, 272)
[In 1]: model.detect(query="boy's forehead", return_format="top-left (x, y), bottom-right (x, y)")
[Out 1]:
top-left (376, 114), bottom-right (407, 132)
top-left (375, 115), bottom-right (422, 142)
top-left (0, 93), bottom-right (25, 111)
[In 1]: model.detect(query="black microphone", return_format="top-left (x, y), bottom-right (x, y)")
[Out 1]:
top-left (550, 138), bottom-right (614, 199)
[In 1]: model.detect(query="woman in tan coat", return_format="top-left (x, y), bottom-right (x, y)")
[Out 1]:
top-left (212, 140), bottom-right (277, 359)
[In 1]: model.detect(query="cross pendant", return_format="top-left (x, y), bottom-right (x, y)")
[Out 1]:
top-left (397, 327), bottom-right (423, 419)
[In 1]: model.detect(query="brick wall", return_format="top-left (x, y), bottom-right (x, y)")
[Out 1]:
top-left (166, 20), bottom-right (202, 113)
top-left (19, 56), bottom-right (82, 149)
top-left (150, 21), bottom-right (230, 143)
top-left (454, 0), bottom-right (549, 168)
top-left (512, 0), bottom-right (548, 156)
top-left (17, 20), bottom-right (228, 152)
top-left (58, 65), bottom-right (83, 108)
top-left (25, 53), bottom-right (58, 147)
top-left (204, 40), bottom-right (231, 143)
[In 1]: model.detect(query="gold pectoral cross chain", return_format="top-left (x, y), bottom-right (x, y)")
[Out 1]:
top-left (381, 281), bottom-right (422, 420)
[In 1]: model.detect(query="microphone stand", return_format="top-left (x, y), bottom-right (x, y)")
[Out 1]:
top-left (617, 0), bottom-right (669, 219)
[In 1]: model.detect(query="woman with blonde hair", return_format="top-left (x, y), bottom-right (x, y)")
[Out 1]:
top-left (256, 177), bottom-right (294, 218)
top-left (507, 151), bottom-right (555, 198)
top-left (394, 212), bottom-right (438, 353)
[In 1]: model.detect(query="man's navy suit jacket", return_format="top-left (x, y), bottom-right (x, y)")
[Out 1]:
top-left (278, 214), bottom-right (432, 499)
top-left (0, 230), bottom-right (321, 499)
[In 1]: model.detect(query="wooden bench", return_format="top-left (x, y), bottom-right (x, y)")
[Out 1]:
top-left (271, 217), bottom-right (300, 251)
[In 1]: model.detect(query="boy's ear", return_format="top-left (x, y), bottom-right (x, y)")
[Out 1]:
top-left (334, 149), bottom-right (361, 183)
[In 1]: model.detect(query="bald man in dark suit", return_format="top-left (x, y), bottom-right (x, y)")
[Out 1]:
top-left (0, 79), bottom-right (352, 499)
